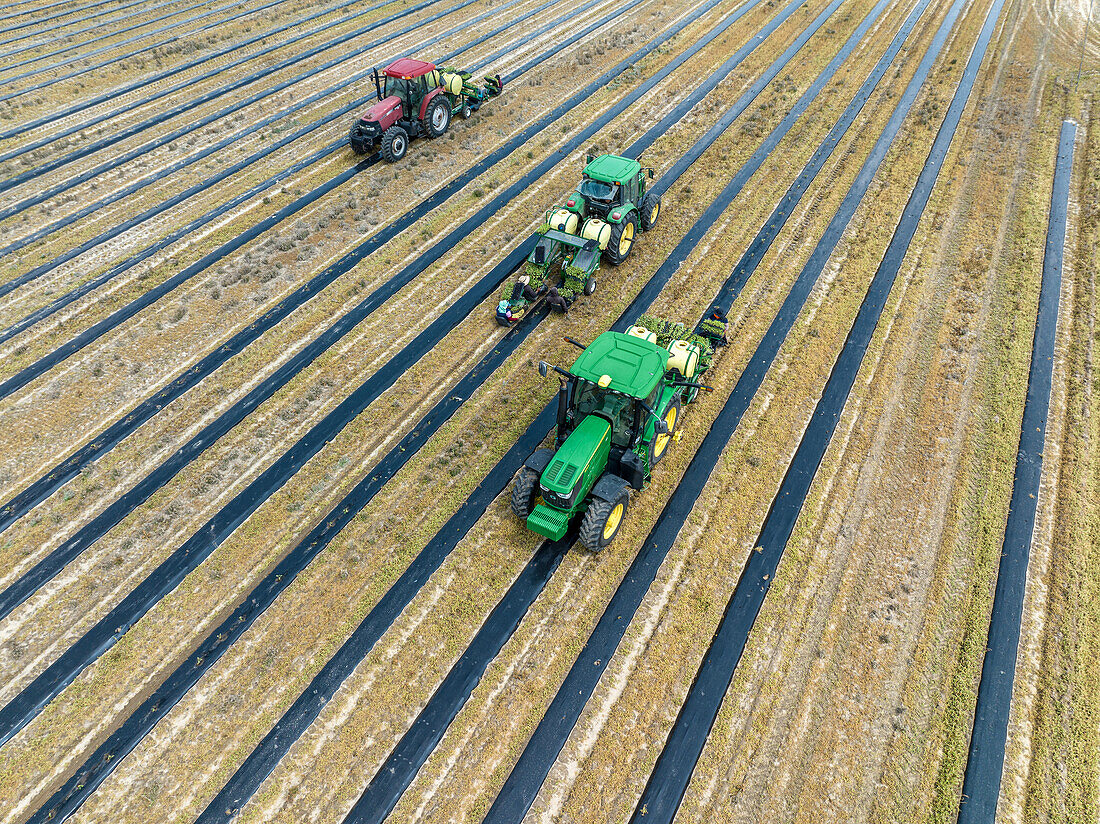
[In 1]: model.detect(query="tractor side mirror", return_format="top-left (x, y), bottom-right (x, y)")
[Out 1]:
top-left (586, 153), bottom-right (595, 164)
top-left (647, 168), bottom-right (655, 179)
top-left (538, 361), bottom-right (549, 377)
top-left (654, 419), bottom-right (669, 435)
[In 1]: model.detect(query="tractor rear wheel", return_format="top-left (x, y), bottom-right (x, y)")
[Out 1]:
top-left (641, 192), bottom-right (661, 230)
top-left (510, 467), bottom-right (540, 518)
top-left (427, 97), bottom-right (451, 137)
top-left (381, 126), bottom-right (408, 162)
top-left (605, 213), bottom-right (639, 265)
top-left (649, 397), bottom-right (681, 465)
top-left (579, 490), bottom-right (629, 551)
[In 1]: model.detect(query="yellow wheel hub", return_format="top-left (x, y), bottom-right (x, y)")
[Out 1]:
top-left (603, 502), bottom-right (624, 540)
top-left (653, 405), bottom-right (677, 459)
top-left (650, 202), bottom-right (659, 223)
top-left (619, 221), bottom-right (634, 255)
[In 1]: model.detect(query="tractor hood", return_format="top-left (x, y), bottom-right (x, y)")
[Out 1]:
top-left (539, 415), bottom-right (611, 505)
top-left (360, 95), bottom-right (403, 127)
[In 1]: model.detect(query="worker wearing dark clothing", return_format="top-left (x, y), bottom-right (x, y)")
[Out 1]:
top-left (511, 274), bottom-right (538, 302)
top-left (545, 286), bottom-right (569, 313)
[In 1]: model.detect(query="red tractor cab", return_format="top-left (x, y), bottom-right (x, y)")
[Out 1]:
top-left (349, 58), bottom-right (503, 161)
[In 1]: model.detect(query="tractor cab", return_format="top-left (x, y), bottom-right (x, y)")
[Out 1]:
top-left (376, 58), bottom-right (439, 110)
top-left (574, 154), bottom-right (645, 219)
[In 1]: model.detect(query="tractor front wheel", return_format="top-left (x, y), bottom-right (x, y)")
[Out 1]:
top-left (381, 126), bottom-right (408, 162)
top-left (427, 97), bottom-right (451, 137)
top-left (510, 467), bottom-right (540, 518)
top-left (579, 490), bottom-right (629, 551)
top-left (605, 213), bottom-right (639, 265)
top-left (641, 192), bottom-right (661, 230)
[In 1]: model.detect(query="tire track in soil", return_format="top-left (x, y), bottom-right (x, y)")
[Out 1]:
top-left (955, 117), bottom-right (1074, 824)
top-left (0, 0), bottom-right (552, 327)
top-left (626, 0), bottom-right (1004, 817)
top-left (0, 0), bottom-right (754, 749)
top-left (0, 0), bottom-right (645, 631)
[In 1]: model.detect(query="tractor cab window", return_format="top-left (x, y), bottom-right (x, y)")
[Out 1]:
top-left (573, 383), bottom-right (636, 447)
top-left (623, 174), bottom-right (639, 206)
top-left (578, 177), bottom-right (619, 205)
top-left (384, 76), bottom-right (409, 103)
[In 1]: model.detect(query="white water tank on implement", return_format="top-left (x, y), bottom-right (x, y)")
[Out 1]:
top-left (441, 72), bottom-right (463, 95)
top-left (626, 326), bottom-right (657, 344)
top-left (667, 339), bottom-right (701, 379)
top-left (549, 208), bottom-right (579, 234)
top-left (581, 218), bottom-right (611, 250)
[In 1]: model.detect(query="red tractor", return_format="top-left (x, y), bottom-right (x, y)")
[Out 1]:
top-left (349, 58), bottom-right (503, 161)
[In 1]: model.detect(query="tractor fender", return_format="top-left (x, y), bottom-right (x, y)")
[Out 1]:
top-left (590, 472), bottom-right (630, 503)
top-left (419, 87), bottom-right (445, 121)
top-left (523, 448), bottom-right (556, 475)
top-left (604, 205), bottom-right (637, 225)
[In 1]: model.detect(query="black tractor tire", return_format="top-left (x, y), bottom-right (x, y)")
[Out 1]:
top-left (381, 126), bottom-right (408, 162)
top-left (461, 102), bottom-right (472, 119)
top-left (605, 213), bottom-right (639, 265)
top-left (510, 467), bottom-right (540, 519)
top-left (426, 97), bottom-right (451, 137)
top-left (641, 191), bottom-right (661, 230)
top-left (648, 396), bottom-right (681, 466)
top-left (579, 489), bottom-right (629, 552)
top-left (584, 275), bottom-right (597, 295)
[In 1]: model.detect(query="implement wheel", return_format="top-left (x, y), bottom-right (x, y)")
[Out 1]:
top-left (381, 126), bottom-right (407, 162)
top-left (605, 213), bottom-right (638, 265)
top-left (641, 191), bottom-right (661, 230)
top-left (510, 467), bottom-right (540, 518)
top-left (579, 490), bottom-right (628, 551)
top-left (426, 97), bottom-right (451, 137)
top-left (649, 397), bottom-right (681, 466)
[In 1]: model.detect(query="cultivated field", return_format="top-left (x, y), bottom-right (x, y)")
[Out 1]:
top-left (0, 0), bottom-right (1095, 820)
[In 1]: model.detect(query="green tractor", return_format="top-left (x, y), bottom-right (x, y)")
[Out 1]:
top-left (496, 153), bottom-right (662, 326)
top-left (511, 314), bottom-right (727, 551)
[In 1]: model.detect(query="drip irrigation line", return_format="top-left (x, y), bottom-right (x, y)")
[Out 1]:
top-left (630, 0), bottom-right (1004, 818)
top-left (955, 118), bottom-right (1074, 824)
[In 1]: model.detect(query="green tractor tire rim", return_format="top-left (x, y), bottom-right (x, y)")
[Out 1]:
top-left (653, 404), bottom-right (676, 459)
top-left (619, 221), bottom-right (634, 255)
top-left (603, 502), bottom-right (625, 540)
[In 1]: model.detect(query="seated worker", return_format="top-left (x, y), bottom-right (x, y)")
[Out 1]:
top-left (545, 286), bottom-right (568, 313)
top-left (510, 274), bottom-right (538, 302)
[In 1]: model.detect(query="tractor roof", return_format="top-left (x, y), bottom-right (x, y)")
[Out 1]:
top-left (582, 154), bottom-right (641, 185)
top-left (571, 331), bottom-right (668, 398)
top-left (384, 58), bottom-right (436, 78)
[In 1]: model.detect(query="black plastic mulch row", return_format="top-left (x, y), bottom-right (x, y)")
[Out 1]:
top-left (955, 117), bottom-right (1074, 824)
top-left (0, 0), bottom-right (377, 143)
top-left (0, 0), bottom-right (641, 629)
top-left (630, 0), bottom-right (1005, 818)
top-left (0, 0), bottom-right (550, 311)
top-left (0, 0), bottom-right (738, 748)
